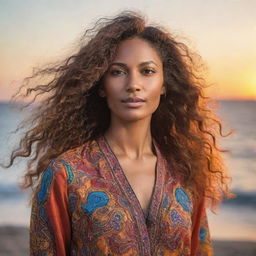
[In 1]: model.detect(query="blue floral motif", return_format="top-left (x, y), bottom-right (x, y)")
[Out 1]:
top-left (199, 227), bottom-right (207, 242)
top-left (82, 191), bottom-right (109, 215)
top-left (37, 167), bottom-right (53, 204)
top-left (175, 187), bottom-right (191, 212)
top-left (61, 160), bottom-right (74, 184)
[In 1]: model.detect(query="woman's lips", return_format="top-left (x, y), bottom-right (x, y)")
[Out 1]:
top-left (121, 97), bottom-right (146, 108)
top-left (121, 97), bottom-right (146, 103)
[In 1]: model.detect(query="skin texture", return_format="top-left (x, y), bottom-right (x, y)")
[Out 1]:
top-left (102, 37), bottom-right (165, 124)
top-left (101, 37), bottom-right (165, 213)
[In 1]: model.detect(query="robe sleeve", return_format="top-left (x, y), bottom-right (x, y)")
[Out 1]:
top-left (190, 198), bottom-right (214, 256)
top-left (30, 159), bottom-right (71, 256)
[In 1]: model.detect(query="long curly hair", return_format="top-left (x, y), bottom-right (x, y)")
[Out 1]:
top-left (3, 11), bottom-right (233, 209)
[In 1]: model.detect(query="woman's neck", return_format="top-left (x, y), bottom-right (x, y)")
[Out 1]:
top-left (104, 117), bottom-right (153, 159)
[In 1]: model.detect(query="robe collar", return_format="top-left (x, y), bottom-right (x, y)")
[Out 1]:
top-left (97, 135), bottom-right (168, 255)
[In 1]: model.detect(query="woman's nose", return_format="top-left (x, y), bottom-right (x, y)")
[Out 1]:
top-left (126, 71), bottom-right (141, 92)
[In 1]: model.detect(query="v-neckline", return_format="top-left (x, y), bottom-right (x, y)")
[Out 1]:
top-left (142, 159), bottom-right (157, 220)
top-left (97, 135), bottom-right (167, 255)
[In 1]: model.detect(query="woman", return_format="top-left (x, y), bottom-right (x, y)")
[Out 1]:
top-left (6, 11), bottom-right (232, 255)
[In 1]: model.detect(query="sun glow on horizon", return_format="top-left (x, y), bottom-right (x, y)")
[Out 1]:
top-left (1, 0), bottom-right (256, 102)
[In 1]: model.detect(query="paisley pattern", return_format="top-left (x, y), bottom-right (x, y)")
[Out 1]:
top-left (175, 187), bottom-right (192, 212)
top-left (169, 209), bottom-right (187, 227)
top-left (111, 212), bottom-right (124, 231)
top-left (30, 136), bottom-right (213, 256)
top-left (61, 159), bottom-right (74, 184)
top-left (81, 191), bottom-right (109, 215)
top-left (37, 165), bottom-right (53, 204)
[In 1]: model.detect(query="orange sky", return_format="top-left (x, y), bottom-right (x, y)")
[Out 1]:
top-left (1, 0), bottom-right (256, 101)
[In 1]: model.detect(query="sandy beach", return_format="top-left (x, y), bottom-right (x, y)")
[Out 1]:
top-left (212, 240), bottom-right (256, 256)
top-left (0, 226), bottom-right (256, 256)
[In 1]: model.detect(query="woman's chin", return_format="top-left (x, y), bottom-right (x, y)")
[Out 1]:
top-left (114, 112), bottom-right (152, 123)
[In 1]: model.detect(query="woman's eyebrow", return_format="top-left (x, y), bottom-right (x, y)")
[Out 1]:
top-left (110, 61), bottom-right (158, 67)
top-left (139, 61), bottom-right (158, 67)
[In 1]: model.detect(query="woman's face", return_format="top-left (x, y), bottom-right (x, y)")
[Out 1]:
top-left (102, 37), bottom-right (165, 123)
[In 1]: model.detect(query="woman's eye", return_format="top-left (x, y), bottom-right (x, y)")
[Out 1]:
top-left (110, 69), bottom-right (125, 76)
top-left (142, 69), bottom-right (156, 75)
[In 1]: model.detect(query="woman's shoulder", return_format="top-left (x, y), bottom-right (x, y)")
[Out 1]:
top-left (59, 139), bottom-right (96, 160)
top-left (51, 138), bottom-right (102, 176)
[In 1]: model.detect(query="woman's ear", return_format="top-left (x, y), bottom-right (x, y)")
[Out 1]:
top-left (161, 86), bottom-right (166, 96)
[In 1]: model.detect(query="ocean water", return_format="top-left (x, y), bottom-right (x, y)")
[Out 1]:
top-left (0, 100), bottom-right (255, 241)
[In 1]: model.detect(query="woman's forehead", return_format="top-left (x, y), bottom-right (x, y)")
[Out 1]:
top-left (112, 37), bottom-right (162, 66)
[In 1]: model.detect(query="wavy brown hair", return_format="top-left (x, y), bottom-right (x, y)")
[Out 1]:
top-left (3, 11), bottom-right (233, 209)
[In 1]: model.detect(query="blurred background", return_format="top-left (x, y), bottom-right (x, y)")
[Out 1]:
top-left (0, 0), bottom-right (255, 255)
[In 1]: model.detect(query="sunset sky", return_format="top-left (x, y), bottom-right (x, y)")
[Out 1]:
top-left (1, 0), bottom-right (256, 101)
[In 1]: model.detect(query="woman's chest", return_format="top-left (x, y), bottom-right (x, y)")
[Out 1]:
top-left (67, 174), bottom-right (194, 255)
top-left (117, 156), bottom-right (157, 215)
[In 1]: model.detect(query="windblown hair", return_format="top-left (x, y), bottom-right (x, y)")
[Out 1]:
top-left (4, 11), bottom-right (233, 209)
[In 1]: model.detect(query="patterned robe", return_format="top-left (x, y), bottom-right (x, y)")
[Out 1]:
top-left (30, 136), bottom-right (213, 255)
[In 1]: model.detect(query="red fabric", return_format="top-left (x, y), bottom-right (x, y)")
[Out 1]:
top-left (30, 136), bottom-right (213, 255)
top-left (46, 169), bottom-right (71, 255)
